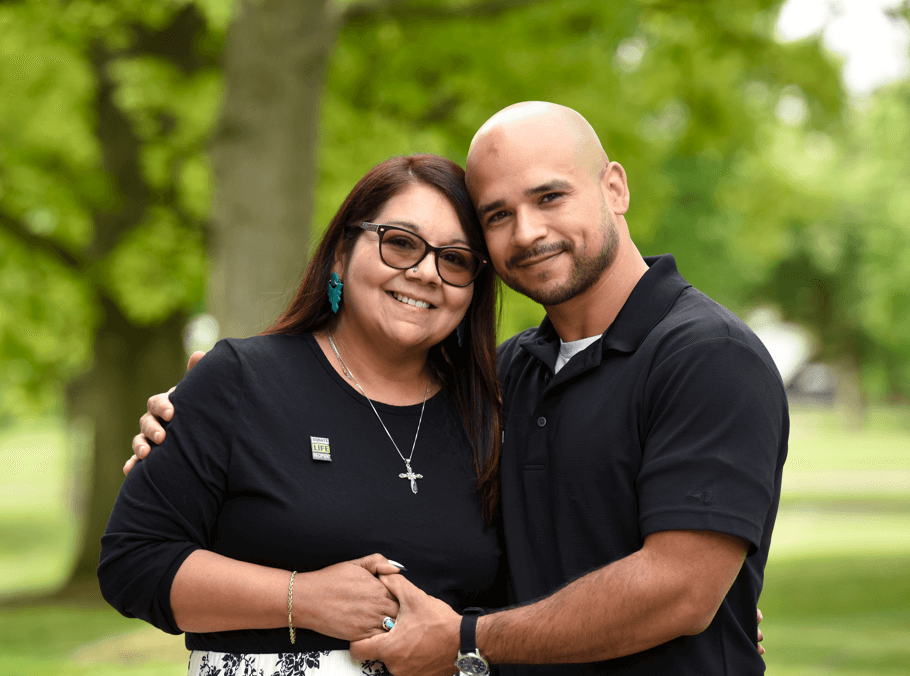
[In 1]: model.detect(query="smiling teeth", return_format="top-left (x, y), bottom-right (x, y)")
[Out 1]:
top-left (394, 293), bottom-right (430, 309)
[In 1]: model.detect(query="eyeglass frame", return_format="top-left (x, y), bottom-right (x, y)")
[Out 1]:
top-left (357, 221), bottom-right (489, 287)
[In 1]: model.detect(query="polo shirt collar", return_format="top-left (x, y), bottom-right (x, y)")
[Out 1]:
top-left (518, 254), bottom-right (691, 370)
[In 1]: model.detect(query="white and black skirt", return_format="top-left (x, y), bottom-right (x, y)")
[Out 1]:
top-left (188, 650), bottom-right (391, 676)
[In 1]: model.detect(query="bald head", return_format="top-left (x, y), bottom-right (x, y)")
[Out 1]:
top-left (466, 102), bottom-right (608, 191)
top-left (462, 101), bottom-right (641, 322)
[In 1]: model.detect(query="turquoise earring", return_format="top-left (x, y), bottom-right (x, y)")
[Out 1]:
top-left (328, 272), bottom-right (343, 313)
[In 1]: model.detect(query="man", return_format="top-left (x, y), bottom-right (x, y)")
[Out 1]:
top-left (131, 103), bottom-right (785, 675)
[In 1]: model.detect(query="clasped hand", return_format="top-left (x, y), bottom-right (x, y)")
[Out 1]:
top-left (301, 554), bottom-right (404, 642)
top-left (351, 573), bottom-right (462, 676)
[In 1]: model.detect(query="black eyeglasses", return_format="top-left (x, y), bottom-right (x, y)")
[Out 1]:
top-left (358, 222), bottom-right (488, 287)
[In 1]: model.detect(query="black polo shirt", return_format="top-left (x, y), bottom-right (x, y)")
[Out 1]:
top-left (497, 254), bottom-right (788, 676)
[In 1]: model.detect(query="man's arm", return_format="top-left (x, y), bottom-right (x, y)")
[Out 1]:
top-left (478, 530), bottom-right (746, 663)
top-left (350, 528), bottom-right (747, 676)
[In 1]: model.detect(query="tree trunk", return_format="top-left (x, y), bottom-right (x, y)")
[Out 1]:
top-left (209, 0), bottom-right (338, 339)
top-left (63, 298), bottom-right (186, 593)
top-left (60, 18), bottom-right (202, 592)
top-left (60, 0), bottom-right (340, 595)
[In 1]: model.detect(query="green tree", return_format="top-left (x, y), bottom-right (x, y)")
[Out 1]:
top-left (754, 79), bottom-right (910, 414)
top-left (0, 0), bottom-right (218, 589)
top-left (849, 82), bottom-right (910, 401)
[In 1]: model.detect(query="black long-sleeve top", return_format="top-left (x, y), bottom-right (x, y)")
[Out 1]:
top-left (99, 333), bottom-right (503, 653)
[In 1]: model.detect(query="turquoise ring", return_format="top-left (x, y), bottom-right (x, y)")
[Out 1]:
top-left (382, 617), bottom-right (395, 632)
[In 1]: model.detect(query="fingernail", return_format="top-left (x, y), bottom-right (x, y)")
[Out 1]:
top-left (138, 447), bottom-right (146, 458)
top-left (154, 431), bottom-right (162, 443)
top-left (387, 559), bottom-right (407, 571)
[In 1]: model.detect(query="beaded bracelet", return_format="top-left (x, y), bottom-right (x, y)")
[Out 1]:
top-left (288, 571), bottom-right (297, 644)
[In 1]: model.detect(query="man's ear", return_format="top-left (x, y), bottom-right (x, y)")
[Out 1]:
top-left (602, 161), bottom-right (630, 216)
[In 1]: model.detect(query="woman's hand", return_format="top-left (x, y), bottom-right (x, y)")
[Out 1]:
top-left (171, 552), bottom-right (401, 639)
top-left (296, 553), bottom-right (403, 642)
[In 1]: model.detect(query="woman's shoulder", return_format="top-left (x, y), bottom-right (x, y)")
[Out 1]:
top-left (219, 333), bottom-right (310, 360)
top-left (177, 333), bottom-right (315, 399)
top-left (211, 333), bottom-right (319, 377)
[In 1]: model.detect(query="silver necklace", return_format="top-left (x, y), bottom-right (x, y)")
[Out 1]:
top-left (326, 332), bottom-right (429, 494)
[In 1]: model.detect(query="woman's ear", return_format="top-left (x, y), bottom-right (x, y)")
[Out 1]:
top-left (331, 246), bottom-right (346, 279)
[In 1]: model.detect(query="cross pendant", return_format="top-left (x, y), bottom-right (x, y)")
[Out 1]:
top-left (399, 461), bottom-right (423, 494)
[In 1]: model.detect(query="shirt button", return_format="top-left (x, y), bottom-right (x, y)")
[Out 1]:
top-left (536, 416), bottom-right (547, 428)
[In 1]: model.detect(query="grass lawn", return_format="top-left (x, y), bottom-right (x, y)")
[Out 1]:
top-left (1, 406), bottom-right (908, 674)
top-left (0, 603), bottom-right (187, 675)
top-left (760, 553), bottom-right (910, 675)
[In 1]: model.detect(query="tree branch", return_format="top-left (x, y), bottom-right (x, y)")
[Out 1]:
top-left (126, 3), bottom-right (218, 75)
top-left (340, 0), bottom-right (552, 25)
top-left (0, 211), bottom-right (86, 271)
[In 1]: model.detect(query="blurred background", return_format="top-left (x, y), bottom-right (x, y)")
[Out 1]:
top-left (1, 0), bottom-right (908, 673)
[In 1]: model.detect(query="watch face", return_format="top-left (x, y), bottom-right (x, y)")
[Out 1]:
top-left (456, 654), bottom-right (489, 675)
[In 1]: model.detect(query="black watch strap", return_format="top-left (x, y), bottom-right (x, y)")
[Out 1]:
top-left (460, 607), bottom-right (486, 653)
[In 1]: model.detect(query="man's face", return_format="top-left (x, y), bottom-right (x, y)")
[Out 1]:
top-left (467, 133), bottom-right (618, 306)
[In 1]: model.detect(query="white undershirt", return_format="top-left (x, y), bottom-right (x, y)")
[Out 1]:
top-left (554, 335), bottom-right (602, 373)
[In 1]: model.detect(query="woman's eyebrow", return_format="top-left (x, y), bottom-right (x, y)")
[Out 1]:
top-left (384, 220), bottom-right (469, 246)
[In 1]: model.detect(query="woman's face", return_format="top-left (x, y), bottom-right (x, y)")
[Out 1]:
top-left (335, 183), bottom-right (475, 354)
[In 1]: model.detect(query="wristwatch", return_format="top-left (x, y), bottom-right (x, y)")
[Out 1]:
top-left (455, 607), bottom-right (490, 675)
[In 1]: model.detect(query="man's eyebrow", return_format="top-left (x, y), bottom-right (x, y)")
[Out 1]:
top-left (384, 220), bottom-right (469, 246)
top-left (476, 199), bottom-right (506, 219)
top-left (525, 180), bottom-right (573, 197)
top-left (477, 180), bottom-right (574, 219)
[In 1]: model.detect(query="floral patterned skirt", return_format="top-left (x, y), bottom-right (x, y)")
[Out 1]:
top-left (188, 650), bottom-right (390, 676)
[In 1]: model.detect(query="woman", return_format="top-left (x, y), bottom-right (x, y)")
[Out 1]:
top-left (99, 154), bottom-right (505, 676)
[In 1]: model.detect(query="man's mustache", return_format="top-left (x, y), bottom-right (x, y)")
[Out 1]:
top-left (506, 241), bottom-right (572, 269)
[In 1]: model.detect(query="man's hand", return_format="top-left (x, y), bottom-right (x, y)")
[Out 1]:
top-left (350, 573), bottom-right (461, 676)
top-left (124, 350), bottom-right (205, 476)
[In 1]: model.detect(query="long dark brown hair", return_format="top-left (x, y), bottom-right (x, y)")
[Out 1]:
top-left (262, 154), bottom-right (502, 521)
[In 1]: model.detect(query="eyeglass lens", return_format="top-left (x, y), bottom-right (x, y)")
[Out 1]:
top-left (380, 229), bottom-right (482, 286)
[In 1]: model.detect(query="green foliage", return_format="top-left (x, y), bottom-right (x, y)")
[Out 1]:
top-left (0, 3), bottom-right (105, 416)
top-left (0, 0), bottom-right (219, 418)
top-left (102, 207), bottom-right (206, 324)
top-left (3, 0), bottom-right (909, 411)
top-left (848, 85), bottom-right (910, 394)
top-left (752, 81), bottom-right (910, 399)
top-left (107, 53), bottom-right (221, 225)
top-left (0, 234), bottom-right (96, 417)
